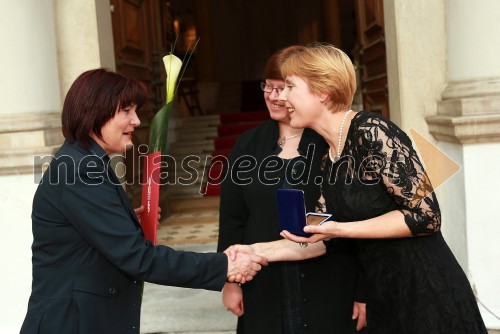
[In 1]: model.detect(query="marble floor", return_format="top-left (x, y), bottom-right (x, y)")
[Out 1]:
top-left (157, 210), bottom-right (220, 246)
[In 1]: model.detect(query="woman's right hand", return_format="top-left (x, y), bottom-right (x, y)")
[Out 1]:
top-left (280, 221), bottom-right (340, 243)
top-left (225, 244), bottom-right (255, 261)
top-left (222, 282), bottom-right (244, 316)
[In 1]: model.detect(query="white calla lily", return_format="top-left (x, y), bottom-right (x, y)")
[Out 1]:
top-left (163, 54), bottom-right (183, 103)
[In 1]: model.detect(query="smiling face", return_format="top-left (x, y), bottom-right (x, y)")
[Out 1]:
top-left (91, 104), bottom-right (141, 155)
top-left (263, 79), bottom-right (289, 123)
top-left (279, 75), bottom-right (324, 129)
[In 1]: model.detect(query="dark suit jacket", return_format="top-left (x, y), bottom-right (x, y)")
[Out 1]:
top-left (21, 139), bottom-right (227, 334)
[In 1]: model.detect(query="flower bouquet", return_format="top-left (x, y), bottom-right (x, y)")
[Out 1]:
top-left (141, 42), bottom-right (198, 244)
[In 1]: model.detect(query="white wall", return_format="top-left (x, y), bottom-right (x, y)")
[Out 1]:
top-left (435, 142), bottom-right (468, 270)
top-left (447, 0), bottom-right (500, 81)
top-left (0, 175), bottom-right (38, 333)
top-left (463, 143), bottom-right (500, 314)
top-left (0, 0), bottom-right (61, 115)
top-left (443, 0), bottom-right (500, 326)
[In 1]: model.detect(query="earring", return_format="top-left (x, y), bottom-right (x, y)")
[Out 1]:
top-left (320, 99), bottom-right (324, 103)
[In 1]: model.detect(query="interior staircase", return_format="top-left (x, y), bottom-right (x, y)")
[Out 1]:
top-left (157, 111), bottom-right (268, 245)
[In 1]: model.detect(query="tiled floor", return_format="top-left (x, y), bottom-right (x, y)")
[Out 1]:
top-left (156, 211), bottom-right (220, 245)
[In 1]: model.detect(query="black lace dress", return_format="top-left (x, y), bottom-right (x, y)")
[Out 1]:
top-left (321, 111), bottom-right (487, 334)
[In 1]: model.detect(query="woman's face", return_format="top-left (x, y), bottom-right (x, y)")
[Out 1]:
top-left (91, 104), bottom-right (141, 155)
top-left (279, 75), bottom-right (323, 129)
top-left (263, 79), bottom-right (289, 123)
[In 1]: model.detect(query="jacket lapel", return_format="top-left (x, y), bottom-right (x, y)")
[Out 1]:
top-left (88, 140), bottom-right (143, 231)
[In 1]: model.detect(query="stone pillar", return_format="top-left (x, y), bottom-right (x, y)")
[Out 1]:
top-left (0, 0), bottom-right (63, 175)
top-left (383, 0), bottom-right (447, 134)
top-left (54, 0), bottom-right (116, 98)
top-left (0, 1), bottom-right (116, 331)
top-left (0, 1), bottom-right (61, 331)
top-left (426, 0), bottom-right (500, 324)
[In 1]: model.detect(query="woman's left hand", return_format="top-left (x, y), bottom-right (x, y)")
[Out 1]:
top-left (134, 205), bottom-right (161, 223)
top-left (280, 221), bottom-right (340, 243)
top-left (352, 301), bottom-right (367, 331)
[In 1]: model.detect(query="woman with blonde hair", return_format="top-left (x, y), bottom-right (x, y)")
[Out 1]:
top-left (218, 45), bottom-right (366, 333)
top-left (229, 43), bottom-right (487, 334)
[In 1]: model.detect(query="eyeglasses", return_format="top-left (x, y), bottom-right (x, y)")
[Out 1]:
top-left (260, 82), bottom-right (284, 94)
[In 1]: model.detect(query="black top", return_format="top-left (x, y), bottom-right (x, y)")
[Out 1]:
top-left (218, 119), bottom-right (362, 334)
top-left (322, 111), bottom-right (487, 333)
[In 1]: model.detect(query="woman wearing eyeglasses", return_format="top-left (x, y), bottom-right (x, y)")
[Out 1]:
top-left (217, 46), bottom-right (367, 333)
top-left (227, 43), bottom-right (487, 334)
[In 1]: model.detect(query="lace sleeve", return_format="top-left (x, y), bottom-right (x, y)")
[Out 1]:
top-left (357, 116), bottom-right (441, 236)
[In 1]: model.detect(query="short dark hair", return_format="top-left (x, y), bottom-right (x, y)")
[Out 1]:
top-left (61, 68), bottom-right (148, 148)
top-left (262, 45), bottom-right (306, 80)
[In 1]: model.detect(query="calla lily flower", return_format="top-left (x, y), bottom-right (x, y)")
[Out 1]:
top-left (163, 54), bottom-right (183, 104)
top-left (149, 39), bottom-right (199, 154)
top-left (149, 54), bottom-right (183, 153)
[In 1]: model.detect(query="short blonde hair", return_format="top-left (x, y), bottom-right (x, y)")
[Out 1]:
top-left (281, 43), bottom-right (356, 112)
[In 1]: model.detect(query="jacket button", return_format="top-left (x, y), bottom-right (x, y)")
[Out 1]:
top-left (108, 287), bottom-right (116, 294)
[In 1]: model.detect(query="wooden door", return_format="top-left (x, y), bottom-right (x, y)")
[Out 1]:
top-left (110, 0), bottom-right (172, 205)
top-left (354, 0), bottom-right (389, 118)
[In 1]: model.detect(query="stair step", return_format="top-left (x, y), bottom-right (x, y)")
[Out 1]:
top-left (175, 128), bottom-right (218, 141)
top-left (169, 145), bottom-right (214, 156)
top-left (169, 143), bottom-right (214, 155)
top-left (167, 168), bottom-right (207, 184)
top-left (175, 115), bottom-right (220, 129)
top-left (165, 175), bottom-right (204, 187)
top-left (0, 145), bottom-right (61, 176)
top-left (0, 112), bottom-right (61, 133)
top-left (168, 195), bottom-right (220, 213)
top-left (173, 160), bottom-right (207, 172)
top-left (0, 128), bottom-right (63, 149)
top-left (167, 183), bottom-right (205, 197)
top-left (170, 153), bottom-right (214, 165)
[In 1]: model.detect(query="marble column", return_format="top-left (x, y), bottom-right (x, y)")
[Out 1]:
top-left (0, 1), bottom-right (62, 331)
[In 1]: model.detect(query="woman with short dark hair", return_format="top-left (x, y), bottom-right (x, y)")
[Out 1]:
top-left (21, 68), bottom-right (266, 334)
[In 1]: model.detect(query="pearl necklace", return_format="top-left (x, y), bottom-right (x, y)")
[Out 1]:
top-left (329, 109), bottom-right (352, 160)
top-left (278, 132), bottom-right (303, 147)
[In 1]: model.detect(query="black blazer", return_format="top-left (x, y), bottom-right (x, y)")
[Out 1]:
top-left (217, 120), bottom-right (362, 333)
top-left (21, 139), bottom-right (227, 334)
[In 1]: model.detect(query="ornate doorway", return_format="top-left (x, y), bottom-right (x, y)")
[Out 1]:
top-left (354, 0), bottom-right (390, 118)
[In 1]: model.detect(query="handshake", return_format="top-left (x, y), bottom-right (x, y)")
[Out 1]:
top-left (224, 244), bottom-right (265, 284)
